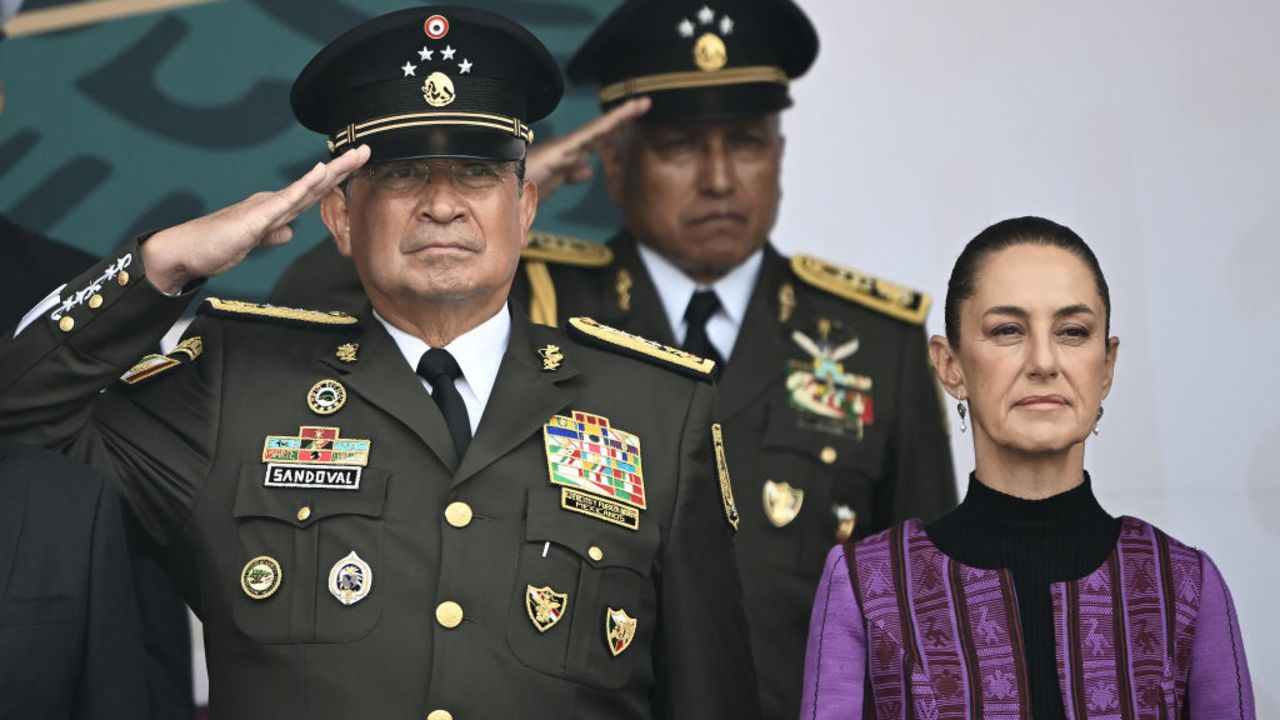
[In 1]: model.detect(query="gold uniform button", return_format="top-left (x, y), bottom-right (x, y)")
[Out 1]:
top-left (820, 446), bottom-right (838, 465)
top-left (435, 601), bottom-right (463, 629)
top-left (88, 294), bottom-right (104, 309)
top-left (444, 502), bottom-right (473, 528)
top-left (296, 506), bottom-right (311, 522)
top-left (427, 711), bottom-right (453, 720)
top-left (117, 271), bottom-right (130, 287)
top-left (58, 316), bottom-right (75, 332)
top-left (588, 545), bottom-right (604, 562)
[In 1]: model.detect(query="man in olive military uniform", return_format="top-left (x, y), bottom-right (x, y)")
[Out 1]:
top-left (510, 2), bottom-right (959, 717)
top-left (0, 7), bottom-right (758, 719)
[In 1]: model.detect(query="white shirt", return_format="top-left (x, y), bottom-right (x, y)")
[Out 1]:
top-left (375, 306), bottom-right (510, 435)
top-left (635, 243), bottom-right (763, 361)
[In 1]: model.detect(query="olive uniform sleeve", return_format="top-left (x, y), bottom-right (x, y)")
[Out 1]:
top-left (0, 240), bottom-right (218, 547)
top-left (876, 327), bottom-right (957, 524)
top-left (654, 380), bottom-right (762, 720)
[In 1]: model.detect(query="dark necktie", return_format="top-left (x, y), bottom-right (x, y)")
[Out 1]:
top-left (682, 289), bottom-right (724, 367)
top-left (417, 348), bottom-right (471, 459)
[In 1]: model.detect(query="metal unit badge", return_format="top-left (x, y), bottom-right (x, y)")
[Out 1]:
top-left (328, 551), bottom-right (372, 606)
top-left (307, 379), bottom-right (348, 416)
top-left (525, 584), bottom-right (568, 633)
top-left (762, 480), bottom-right (804, 528)
top-left (241, 556), bottom-right (282, 600)
top-left (605, 607), bottom-right (637, 657)
top-left (786, 322), bottom-right (875, 440)
top-left (544, 411), bottom-right (646, 531)
top-left (262, 426), bottom-right (370, 490)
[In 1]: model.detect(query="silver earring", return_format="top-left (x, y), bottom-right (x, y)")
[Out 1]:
top-left (957, 401), bottom-right (967, 433)
top-left (1092, 406), bottom-right (1104, 436)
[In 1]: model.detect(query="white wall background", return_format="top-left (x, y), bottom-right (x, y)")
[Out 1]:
top-left (774, 0), bottom-right (1279, 711)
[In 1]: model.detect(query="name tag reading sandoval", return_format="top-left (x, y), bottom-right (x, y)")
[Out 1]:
top-left (262, 426), bottom-right (371, 490)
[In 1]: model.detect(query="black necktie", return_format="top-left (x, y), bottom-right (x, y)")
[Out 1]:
top-left (682, 289), bottom-right (724, 367)
top-left (417, 348), bottom-right (471, 459)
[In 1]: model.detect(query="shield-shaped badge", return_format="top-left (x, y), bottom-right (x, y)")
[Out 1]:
top-left (328, 551), bottom-right (372, 606)
top-left (525, 584), bottom-right (568, 633)
top-left (763, 479), bottom-right (805, 528)
top-left (605, 607), bottom-right (637, 657)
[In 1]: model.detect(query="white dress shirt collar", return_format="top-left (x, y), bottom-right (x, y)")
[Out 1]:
top-left (374, 306), bottom-right (510, 434)
top-left (635, 242), bottom-right (763, 359)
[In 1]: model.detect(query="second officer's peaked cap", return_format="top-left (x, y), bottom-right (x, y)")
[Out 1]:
top-left (569, 0), bottom-right (818, 121)
top-left (292, 6), bottom-right (563, 161)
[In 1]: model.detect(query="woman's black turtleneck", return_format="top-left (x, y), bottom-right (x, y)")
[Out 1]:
top-left (925, 473), bottom-right (1120, 720)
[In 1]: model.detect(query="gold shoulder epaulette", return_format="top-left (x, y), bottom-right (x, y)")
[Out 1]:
top-left (567, 317), bottom-right (715, 381)
top-left (199, 298), bottom-right (359, 329)
top-left (522, 231), bottom-right (613, 268)
top-left (791, 254), bottom-right (931, 325)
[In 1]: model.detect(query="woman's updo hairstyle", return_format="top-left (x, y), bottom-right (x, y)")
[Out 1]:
top-left (943, 216), bottom-right (1111, 347)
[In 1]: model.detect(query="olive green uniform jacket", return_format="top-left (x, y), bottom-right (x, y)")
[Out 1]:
top-left (0, 242), bottom-right (759, 720)
top-left (518, 231), bottom-right (958, 719)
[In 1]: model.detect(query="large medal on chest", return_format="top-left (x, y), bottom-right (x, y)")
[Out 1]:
top-left (786, 319), bottom-right (875, 440)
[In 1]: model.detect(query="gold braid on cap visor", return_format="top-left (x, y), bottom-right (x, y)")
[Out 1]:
top-left (327, 111), bottom-right (535, 154)
top-left (598, 65), bottom-right (788, 104)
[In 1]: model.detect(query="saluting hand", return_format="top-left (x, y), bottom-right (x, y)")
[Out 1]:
top-left (526, 97), bottom-right (649, 202)
top-left (142, 145), bottom-right (372, 295)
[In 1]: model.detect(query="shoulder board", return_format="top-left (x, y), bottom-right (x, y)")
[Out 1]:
top-left (567, 317), bottom-right (715, 381)
top-left (791, 254), bottom-right (931, 325)
top-left (199, 298), bottom-right (359, 329)
top-left (522, 231), bottom-right (613, 268)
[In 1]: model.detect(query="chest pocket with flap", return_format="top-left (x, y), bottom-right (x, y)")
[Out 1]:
top-left (507, 487), bottom-right (660, 691)
top-left (229, 462), bottom-right (389, 644)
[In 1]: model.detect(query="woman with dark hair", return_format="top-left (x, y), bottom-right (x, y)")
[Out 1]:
top-left (799, 217), bottom-right (1254, 718)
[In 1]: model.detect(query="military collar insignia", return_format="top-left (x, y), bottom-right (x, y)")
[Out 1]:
top-left (262, 426), bottom-right (370, 490)
top-left (762, 479), bottom-right (804, 528)
top-left (615, 269), bottom-right (633, 313)
top-left (538, 344), bottom-right (564, 371)
top-left (328, 551), bottom-right (373, 606)
top-left (307, 379), bottom-right (348, 415)
top-left (787, 321), bottom-right (875, 440)
top-left (605, 607), bottom-right (638, 656)
top-left (777, 282), bottom-right (797, 323)
top-left (544, 411), bottom-right (645, 531)
top-left (241, 556), bottom-right (283, 600)
top-left (676, 5), bottom-right (733, 72)
top-left (336, 342), bottom-right (360, 363)
top-left (710, 424), bottom-right (739, 532)
top-left (526, 584), bottom-right (568, 633)
top-left (119, 335), bottom-right (205, 386)
top-left (568, 317), bottom-right (714, 380)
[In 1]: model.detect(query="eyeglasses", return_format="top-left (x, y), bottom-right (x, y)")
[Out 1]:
top-left (361, 159), bottom-right (515, 194)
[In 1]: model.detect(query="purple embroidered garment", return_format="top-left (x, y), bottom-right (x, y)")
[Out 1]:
top-left (800, 517), bottom-right (1254, 719)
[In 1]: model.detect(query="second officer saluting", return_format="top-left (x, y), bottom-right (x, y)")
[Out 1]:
top-left (0, 6), bottom-right (758, 720)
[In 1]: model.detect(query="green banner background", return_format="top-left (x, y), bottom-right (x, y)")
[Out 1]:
top-left (0, 0), bottom-right (623, 299)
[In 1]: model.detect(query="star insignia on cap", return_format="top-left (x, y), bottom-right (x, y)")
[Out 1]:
top-left (418, 46), bottom-right (433, 61)
top-left (441, 44), bottom-right (457, 60)
top-left (719, 15), bottom-right (734, 35)
top-left (677, 18), bottom-right (695, 37)
top-left (697, 5), bottom-right (715, 24)
top-left (401, 61), bottom-right (418, 77)
top-left (458, 58), bottom-right (473, 74)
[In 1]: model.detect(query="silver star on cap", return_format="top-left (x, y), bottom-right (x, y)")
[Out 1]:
top-left (719, 15), bottom-right (734, 35)
top-left (401, 61), bottom-right (417, 77)
top-left (697, 5), bottom-right (714, 24)
top-left (441, 44), bottom-right (457, 60)
top-left (677, 18), bottom-right (695, 37)
top-left (458, 58), bottom-right (473, 74)
top-left (418, 46), bottom-right (433, 61)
